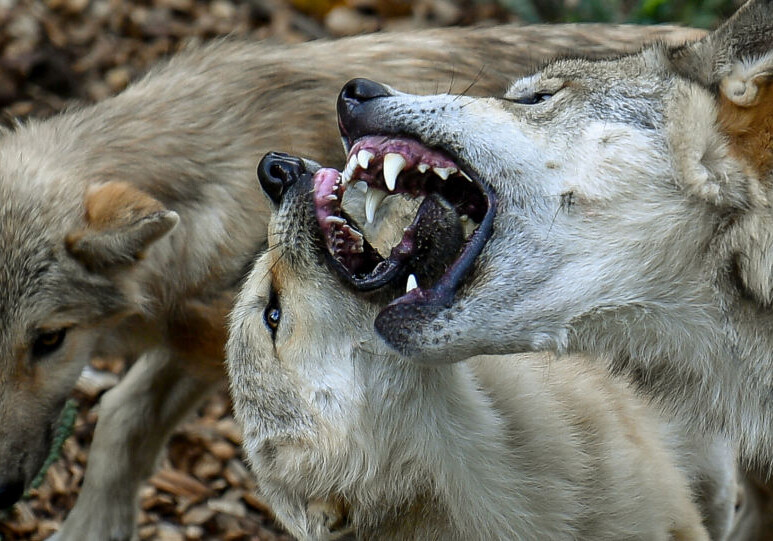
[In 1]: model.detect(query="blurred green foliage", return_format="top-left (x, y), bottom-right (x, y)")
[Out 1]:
top-left (493, 0), bottom-right (740, 27)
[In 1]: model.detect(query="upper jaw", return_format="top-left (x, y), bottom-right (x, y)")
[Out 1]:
top-left (323, 107), bottom-right (497, 354)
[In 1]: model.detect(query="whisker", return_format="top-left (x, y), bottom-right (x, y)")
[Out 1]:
top-left (453, 64), bottom-right (486, 102)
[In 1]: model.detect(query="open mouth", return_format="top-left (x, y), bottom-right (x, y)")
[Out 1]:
top-left (313, 135), bottom-right (496, 311)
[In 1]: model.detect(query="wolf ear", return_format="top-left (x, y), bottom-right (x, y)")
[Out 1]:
top-left (66, 181), bottom-right (179, 272)
top-left (670, 0), bottom-right (773, 188)
top-left (668, 1), bottom-right (773, 306)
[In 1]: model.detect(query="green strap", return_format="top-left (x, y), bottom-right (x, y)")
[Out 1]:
top-left (28, 399), bottom-right (79, 492)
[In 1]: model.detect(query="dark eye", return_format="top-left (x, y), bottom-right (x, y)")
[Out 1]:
top-left (508, 92), bottom-right (554, 105)
top-left (263, 291), bottom-right (281, 339)
top-left (32, 328), bottom-right (68, 358)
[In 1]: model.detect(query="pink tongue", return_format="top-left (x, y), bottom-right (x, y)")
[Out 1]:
top-left (313, 167), bottom-right (342, 221)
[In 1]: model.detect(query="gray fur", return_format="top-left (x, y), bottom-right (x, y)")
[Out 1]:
top-left (334, 0), bottom-right (773, 471)
top-left (0, 24), bottom-right (702, 540)
top-left (227, 164), bottom-right (730, 540)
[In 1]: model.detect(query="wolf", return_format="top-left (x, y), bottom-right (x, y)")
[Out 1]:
top-left (224, 152), bottom-right (742, 540)
top-left (325, 0), bottom-right (773, 470)
top-left (0, 23), bottom-right (704, 541)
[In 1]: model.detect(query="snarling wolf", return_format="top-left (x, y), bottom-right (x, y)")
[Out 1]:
top-left (225, 153), bottom-right (742, 541)
top-left (0, 24), bottom-right (703, 540)
top-left (326, 0), bottom-right (773, 469)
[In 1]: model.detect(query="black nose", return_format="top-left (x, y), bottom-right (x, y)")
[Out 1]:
top-left (257, 152), bottom-right (307, 205)
top-left (0, 480), bottom-right (25, 510)
top-left (337, 78), bottom-right (392, 139)
top-left (339, 78), bottom-right (391, 106)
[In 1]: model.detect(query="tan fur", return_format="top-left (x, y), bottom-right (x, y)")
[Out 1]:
top-left (718, 81), bottom-right (773, 181)
top-left (82, 181), bottom-right (165, 230)
top-left (0, 23), bottom-right (705, 540)
top-left (226, 168), bottom-right (722, 540)
top-left (168, 296), bottom-right (233, 380)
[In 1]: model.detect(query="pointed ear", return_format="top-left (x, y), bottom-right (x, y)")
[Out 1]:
top-left (66, 181), bottom-right (179, 272)
top-left (670, 0), bottom-right (773, 184)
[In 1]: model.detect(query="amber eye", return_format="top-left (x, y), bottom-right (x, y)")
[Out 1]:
top-left (31, 328), bottom-right (68, 358)
top-left (263, 291), bottom-right (281, 339)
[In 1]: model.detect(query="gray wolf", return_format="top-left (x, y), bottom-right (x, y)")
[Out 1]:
top-left (0, 24), bottom-right (702, 540)
top-left (328, 0), bottom-right (773, 470)
top-left (226, 153), bottom-right (731, 540)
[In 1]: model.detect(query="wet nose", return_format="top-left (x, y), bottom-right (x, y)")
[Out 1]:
top-left (338, 78), bottom-right (391, 108)
top-left (257, 152), bottom-right (307, 205)
top-left (0, 480), bottom-right (25, 510)
top-left (337, 79), bottom-right (392, 138)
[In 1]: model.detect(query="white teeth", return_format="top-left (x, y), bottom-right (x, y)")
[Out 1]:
top-left (406, 274), bottom-right (418, 293)
top-left (354, 181), bottom-right (368, 193)
top-left (383, 153), bottom-right (406, 191)
top-left (460, 170), bottom-right (474, 183)
top-left (417, 163), bottom-right (430, 173)
top-left (342, 154), bottom-right (358, 186)
top-left (326, 194), bottom-right (339, 201)
top-left (357, 150), bottom-right (374, 169)
top-left (345, 226), bottom-right (363, 240)
top-left (325, 215), bottom-right (346, 225)
top-left (365, 187), bottom-right (387, 224)
top-left (433, 166), bottom-right (457, 180)
top-left (463, 218), bottom-right (477, 238)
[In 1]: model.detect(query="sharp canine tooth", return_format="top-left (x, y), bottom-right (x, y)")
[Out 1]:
top-left (383, 153), bottom-right (406, 191)
top-left (417, 163), bottom-right (430, 173)
top-left (357, 150), bottom-right (374, 169)
top-left (326, 194), bottom-right (338, 201)
top-left (365, 187), bottom-right (387, 224)
top-left (325, 216), bottom-right (346, 225)
top-left (460, 170), bottom-right (474, 183)
top-left (433, 166), bottom-right (457, 180)
top-left (406, 274), bottom-right (418, 292)
top-left (346, 154), bottom-right (358, 173)
top-left (354, 181), bottom-right (368, 193)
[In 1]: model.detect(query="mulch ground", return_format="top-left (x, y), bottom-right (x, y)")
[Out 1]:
top-left (0, 2), bottom-right (513, 539)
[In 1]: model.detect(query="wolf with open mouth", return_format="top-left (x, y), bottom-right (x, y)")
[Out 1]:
top-left (312, 0), bottom-right (773, 468)
top-left (226, 153), bottom-right (749, 540)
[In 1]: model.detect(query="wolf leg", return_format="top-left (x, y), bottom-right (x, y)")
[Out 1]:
top-left (50, 349), bottom-right (222, 541)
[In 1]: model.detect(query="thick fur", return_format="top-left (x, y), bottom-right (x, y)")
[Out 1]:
top-left (332, 0), bottom-right (773, 471)
top-left (226, 161), bottom-right (724, 541)
top-left (0, 24), bottom-right (703, 540)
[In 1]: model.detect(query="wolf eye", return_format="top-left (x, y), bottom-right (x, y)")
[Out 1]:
top-left (31, 328), bottom-right (68, 358)
top-left (263, 291), bottom-right (281, 339)
top-left (507, 92), bottom-right (554, 105)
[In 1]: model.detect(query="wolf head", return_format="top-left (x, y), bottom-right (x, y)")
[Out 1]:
top-left (227, 155), bottom-right (414, 538)
top-left (0, 125), bottom-right (177, 505)
top-left (227, 154), bottom-right (397, 450)
top-left (326, 0), bottom-right (773, 366)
